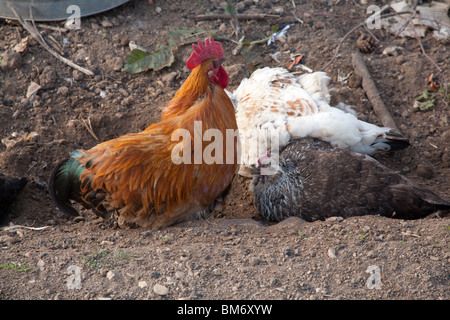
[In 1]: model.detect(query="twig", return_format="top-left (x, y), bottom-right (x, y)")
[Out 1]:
top-left (401, 231), bottom-right (420, 238)
top-left (1, 225), bottom-right (51, 232)
top-left (80, 117), bottom-right (99, 141)
top-left (291, 0), bottom-right (304, 24)
top-left (193, 14), bottom-right (280, 21)
top-left (314, 8), bottom-right (413, 71)
top-left (47, 34), bottom-right (65, 55)
top-left (8, 3), bottom-right (94, 76)
top-left (352, 50), bottom-right (401, 133)
top-left (36, 23), bottom-right (68, 33)
top-left (320, 22), bottom-right (364, 71)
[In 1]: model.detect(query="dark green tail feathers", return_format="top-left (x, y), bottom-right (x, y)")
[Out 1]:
top-left (48, 151), bottom-right (107, 218)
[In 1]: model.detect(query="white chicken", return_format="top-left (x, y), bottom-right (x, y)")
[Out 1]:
top-left (226, 67), bottom-right (409, 174)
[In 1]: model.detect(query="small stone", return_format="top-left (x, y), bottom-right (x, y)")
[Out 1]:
top-left (327, 248), bottom-right (337, 259)
top-left (138, 281), bottom-right (148, 288)
top-left (175, 271), bottom-right (186, 279)
top-left (106, 57), bottom-right (124, 72)
top-left (442, 153), bottom-right (450, 168)
top-left (382, 46), bottom-right (402, 56)
top-left (162, 71), bottom-right (178, 84)
top-left (26, 81), bottom-right (41, 98)
top-left (416, 164), bottom-right (434, 179)
top-left (273, 7), bottom-right (284, 14)
top-left (101, 19), bottom-right (113, 28)
top-left (73, 70), bottom-right (84, 81)
top-left (1, 50), bottom-right (22, 69)
top-left (106, 271), bottom-right (115, 280)
top-left (315, 21), bottom-right (325, 29)
top-left (249, 256), bottom-right (261, 266)
top-left (120, 37), bottom-right (130, 46)
top-left (129, 41), bottom-right (147, 52)
top-left (37, 259), bottom-right (45, 270)
top-left (218, 23), bottom-right (227, 33)
top-left (326, 216), bottom-right (344, 222)
top-left (153, 283), bottom-right (169, 296)
top-left (39, 66), bottom-right (58, 89)
top-left (75, 48), bottom-right (89, 62)
top-left (57, 86), bottom-right (69, 96)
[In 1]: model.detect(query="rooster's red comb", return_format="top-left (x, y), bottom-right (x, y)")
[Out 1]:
top-left (186, 37), bottom-right (224, 70)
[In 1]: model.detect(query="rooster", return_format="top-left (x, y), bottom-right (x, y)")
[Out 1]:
top-left (0, 173), bottom-right (27, 224)
top-left (250, 138), bottom-right (450, 222)
top-left (48, 38), bottom-right (238, 229)
top-left (226, 67), bottom-right (409, 174)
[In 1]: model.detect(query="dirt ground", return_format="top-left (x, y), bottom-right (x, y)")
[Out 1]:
top-left (0, 0), bottom-right (449, 301)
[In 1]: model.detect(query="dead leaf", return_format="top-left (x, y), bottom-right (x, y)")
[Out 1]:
top-left (26, 81), bottom-right (41, 98)
top-left (13, 36), bottom-right (29, 53)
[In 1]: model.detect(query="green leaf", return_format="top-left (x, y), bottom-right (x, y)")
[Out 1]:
top-left (271, 24), bottom-right (280, 33)
top-left (122, 28), bottom-right (213, 74)
top-left (225, 1), bottom-right (240, 37)
top-left (122, 47), bottom-right (174, 73)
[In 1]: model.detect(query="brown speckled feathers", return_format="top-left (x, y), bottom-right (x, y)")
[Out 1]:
top-left (251, 138), bottom-right (450, 222)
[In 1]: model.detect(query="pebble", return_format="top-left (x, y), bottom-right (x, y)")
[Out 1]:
top-left (26, 81), bottom-right (42, 98)
top-left (162, 71), bottom-right (178, 85)
top-left (153, 283), bottom-right (169, 296)
top-left (416, 164), bottom-right (434, 179)
top-left (138, 281), bottom-right (148, 288)
top-left (39, 66), bottom-right (58, 89)
top-left (120, 37), bottom-right (130, 46)
top-left (1, 50), bottom-right (22, 69)
top-left (37, 259), bottom-right (45, 271)
top-left (56, 86), bottom-right (69, 96)
top-left (75, 48), bottom-right (89, 62)
top-left (129, 41), bottom-right (147, 52)
top-left (327, 248), bottom-right (337, 259)
top-left (106, 57), bottom-right (124, 72)
top-left (101, 19), bottom-right (113, 28)
top-left (249, 256), bottom-right (261, 266)
top-left (315, 21), bottom-right (325, 29)
top-left (326, 216), bottom-right (344, 223)
top-left (106, 271), bottom-right (115, 280)
top-left (382, 46), bottom-right (402, 56)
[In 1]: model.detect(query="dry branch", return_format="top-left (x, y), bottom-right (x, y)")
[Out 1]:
top-left (193, 14), bottom-right (280, 21)
top-left (8, 3), bottom-right (94, 77)
top-left (352, 50), bottom-right (400, 133)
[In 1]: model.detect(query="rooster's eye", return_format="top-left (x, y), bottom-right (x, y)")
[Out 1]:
top-left (212, 60), bottom-right (219, 69)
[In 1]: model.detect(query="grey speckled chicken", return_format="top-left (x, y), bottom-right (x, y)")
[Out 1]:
top-left (250, 138), bottom-right (450, 222)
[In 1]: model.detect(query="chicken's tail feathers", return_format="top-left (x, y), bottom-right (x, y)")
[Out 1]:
top-left (48, 151), bottom-right (108, 218)
top-left (48, 155), bottom-right (83, 217)
top-left (371, 131), bottom-right (410, 153)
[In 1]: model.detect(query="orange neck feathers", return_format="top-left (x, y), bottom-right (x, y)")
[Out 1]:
top-left (159, 59), bottom-right (213, 121)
